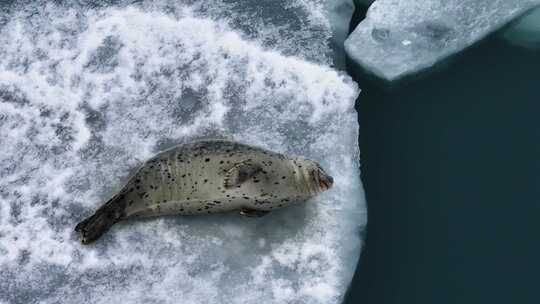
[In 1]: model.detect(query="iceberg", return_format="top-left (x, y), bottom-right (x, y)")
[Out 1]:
top-left (345, 0), bottom-right (540, 81)
top-left (501, 6), bottom-right (540, 49)
top-left (0, 1), bottom-right (365, 303)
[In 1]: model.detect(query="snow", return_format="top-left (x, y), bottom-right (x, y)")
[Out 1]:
top-left (0, 1), bottom-right (365, 303)
top-left (345, 0), bottom-right (540, 81)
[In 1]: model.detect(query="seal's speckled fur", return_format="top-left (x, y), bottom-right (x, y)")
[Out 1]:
top-left (75, 140), bottom-right (333, 244)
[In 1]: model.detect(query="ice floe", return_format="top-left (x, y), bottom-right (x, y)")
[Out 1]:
top-left (0, 1), bottom-right (365, 303)
top-left (345, 0), bottom-right (540, 81)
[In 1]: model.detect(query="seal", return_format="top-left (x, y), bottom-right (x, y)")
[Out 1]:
top-left (75, 139), bottom-right (334, 244)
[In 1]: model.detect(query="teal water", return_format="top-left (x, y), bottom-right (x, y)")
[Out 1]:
top-left (345, 4), bottom-right (540, 304)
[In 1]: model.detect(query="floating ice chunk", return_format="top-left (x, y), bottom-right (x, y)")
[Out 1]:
top-left (501, 7), bottom-right (540, 49)
top-left (0, 1), bottom-right (365, 304)
top-left (345, 0), bottom-right (540, 81)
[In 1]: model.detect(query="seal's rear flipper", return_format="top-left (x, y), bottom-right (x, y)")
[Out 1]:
top-left (75, 196), bottom-right (125, 244)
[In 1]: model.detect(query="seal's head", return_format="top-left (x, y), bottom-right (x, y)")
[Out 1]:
top-left (294, 158), bottom-right (334, 194)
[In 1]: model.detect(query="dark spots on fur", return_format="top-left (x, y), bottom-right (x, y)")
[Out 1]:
top-left (214, 201), bottom-right (221, 204)
top-left (204, 179), bottom-right (208, 183)
top-left (274, 182), bottom-right (279, 185)
top-left (219, 160), bottom-right (224, 164)
top-left (135, 179), bottom-right (141, 183)
top-left (138, 192), bottom-right (146, 199)
top-left (243, 196), bottom-right (249, 200)
top-left (128, 200), bottom-right (134, 206)
top-left (204, 206), bottom-right (210, 209)
top-left (180, 208), bottom-right (184, 212)
top-left (182, 174), bottom-right (186, 178)
top-left (278, 204), bottom-right (283, 207)
top-left (226, 195), bottom-right (230, 197)
top-left (282, 176), bottom-right (286, 179)
top-left (205, 158), bottom-right (210, 162)
top-left (197, 208), bottom-right (202, 211)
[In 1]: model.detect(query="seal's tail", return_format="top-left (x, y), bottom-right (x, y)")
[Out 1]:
top-left (75, 196), bottom-right (124, 245)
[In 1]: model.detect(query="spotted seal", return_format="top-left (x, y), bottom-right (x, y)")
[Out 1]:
top-left (75, 139), bottom-right (334, 244)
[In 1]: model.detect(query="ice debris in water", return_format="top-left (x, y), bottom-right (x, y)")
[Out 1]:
top-left (0, 1), bottom-right (365, 303)
top-left (501, 6), bottom-right (540, 49)
top-left (345, 0), bottom-right (540, 81)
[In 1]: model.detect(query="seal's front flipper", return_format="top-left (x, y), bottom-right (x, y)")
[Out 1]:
top-left (240, 208), bottom-right (270, 217)
top-left (224, 161), bottom-right (262, 189)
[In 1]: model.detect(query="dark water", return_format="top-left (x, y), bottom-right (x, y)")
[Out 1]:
top-left (345, 4), bottom-right (540, 304)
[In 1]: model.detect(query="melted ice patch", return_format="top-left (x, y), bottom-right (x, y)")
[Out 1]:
top-left (345, 0), bottom-right (540, 81)
top-left (0, 3), bottom-right (364, 304)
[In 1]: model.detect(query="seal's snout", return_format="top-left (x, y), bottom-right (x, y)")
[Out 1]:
top-left (317, 169), bottom-right (334, 191)
top-left (326, 174), bottom-right (334, 185)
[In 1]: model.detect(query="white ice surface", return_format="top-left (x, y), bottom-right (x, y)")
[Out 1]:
top-left (0, 1), bottom-right (365, 304)
top-left (501, 6), bottom-right (540, 49)
top-left (345, 0), bottom-right (540, 81)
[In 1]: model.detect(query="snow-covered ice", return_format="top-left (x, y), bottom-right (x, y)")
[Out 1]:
top-left (0, 1), bottom-right (365, 303)
top-left (502, 6), bottom-right (540, 49)
top-left (345, 0), bottom-right (540, 81)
